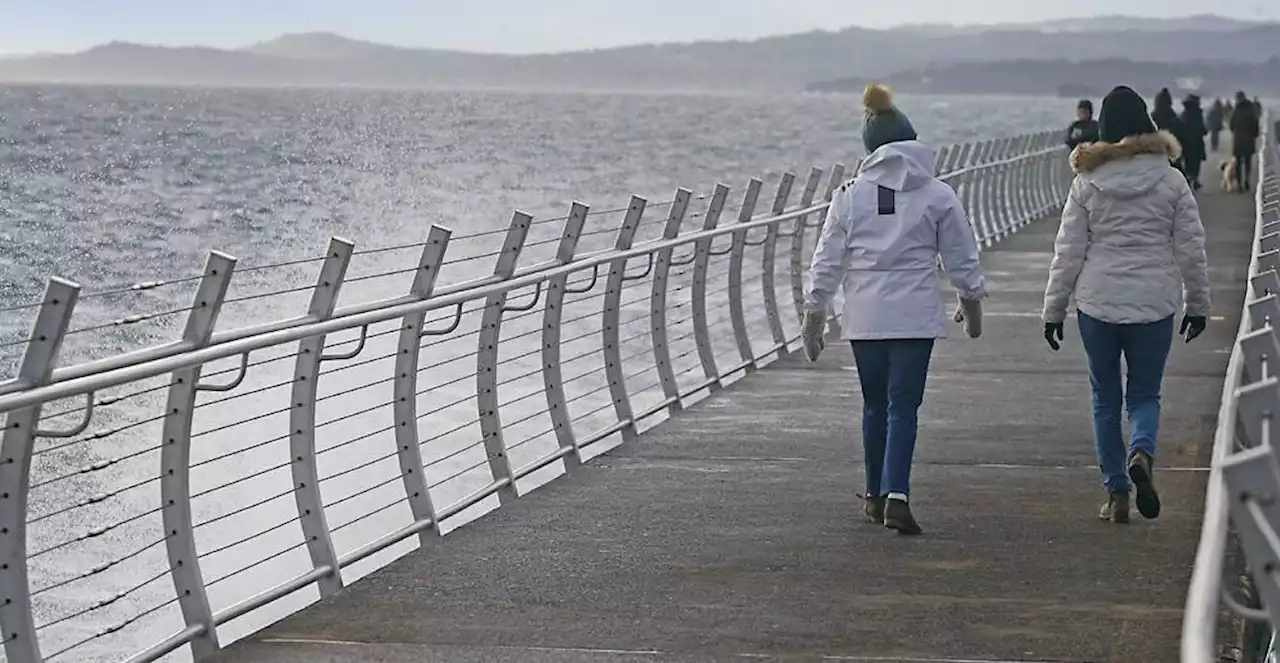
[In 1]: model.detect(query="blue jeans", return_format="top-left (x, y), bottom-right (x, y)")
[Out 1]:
top-left (1077, 313), bottom-right (1174, 492)
top-left (850, 339), bottom-right (935, 497)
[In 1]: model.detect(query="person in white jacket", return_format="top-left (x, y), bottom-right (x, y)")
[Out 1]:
top-left (802, 83), bottom-right (987, 536)
top-left (1041, 85), bottom-right (1211, 524)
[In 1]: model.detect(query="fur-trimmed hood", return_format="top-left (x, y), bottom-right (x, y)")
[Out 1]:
top-left (1068, 131), bottom-right (1183, 200)
top-left (1069, 131), bottom-right (1181, 174)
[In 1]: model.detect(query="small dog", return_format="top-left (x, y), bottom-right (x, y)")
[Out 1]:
top-left (1221, 157), bottom-right (1240, 192)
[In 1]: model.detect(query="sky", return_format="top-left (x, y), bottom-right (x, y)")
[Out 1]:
top-left (1, 0), bottom-right (1279, 55)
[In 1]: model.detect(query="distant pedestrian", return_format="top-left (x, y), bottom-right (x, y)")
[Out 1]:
top-left (1229, 91), bottom-right (1261, 192)
top-left (802, 83), bottom-right (987, 536)
top-left (1065, 99), bottom-right (1100, 150)
top-left (1206, 98), bottom-right (1225, 152)
top-left (1151, 88), bottom-right (1186, 174)
top-left (1179, 95), bottom-right (1208, 190)
top-left (1041, 85), bottom-right (1210, 524)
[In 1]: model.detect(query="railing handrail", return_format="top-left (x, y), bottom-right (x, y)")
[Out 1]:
top-left (0, 128), bottom-right (1071, 663)
top-left (1182, 113), bottom-right (1278, 662)
top-left (0, 140), bottom-right (1060, 415)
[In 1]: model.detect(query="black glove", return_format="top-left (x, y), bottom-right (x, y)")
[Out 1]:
top-left (1180, 315), bottom-right (1207, 343)
top-left (1044, 322), bottom-right (1064, 351)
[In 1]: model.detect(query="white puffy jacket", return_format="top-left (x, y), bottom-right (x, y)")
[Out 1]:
top-left (1042, 131), bottom-right (1211, 325)
top-left (805, 140), bottom-right (987, 340)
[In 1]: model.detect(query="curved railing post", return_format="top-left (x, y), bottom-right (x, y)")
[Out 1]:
top-left (822, 164), bottom-right (847, 339)
top-left (1012, 134), bottom-right (1035, 226)
top-left (1054, 137), bottom-right (1071, 203)
top-left (1029, 133), bottom-right (1050, 220)
top-left (648, 189), bottom-right (693, 416)
top-left (601, 197), bottom-right (648, 444)
top-left (728, 179), bottom-right (764, 373)
top-left (691, 184), bottom-right (731, 392)
top-left (160, 251), bottom-right (237, 660)
top-left (1000, 135), bottom-right (1027, 234)
top-left (477, 212), bottom-right (533, 501)
top-left (934, 145), bottom-right (952, 176)
top-left (393, 226), bottom-right (452, 543)
top-left (971, 140), bottom-right (996, 244)
top-left (944, 140), bottom-right (966, 174)
top-left (761, 173), bottom-right (796, 357)
top-left (788, 167), bottom-right (826, 324)
top-left (542, 203), bottom-right (590, 467)
top-left (987, 138), bottom-right (1015, 241)
top-left (1029, 134), bottom-right (1049, 216)
top-left (0, 277), bottom-right (79, 663)
top-left (290, 236), bottom-right (355, 597)
top-left (954, 142), bottom-right (983, 242)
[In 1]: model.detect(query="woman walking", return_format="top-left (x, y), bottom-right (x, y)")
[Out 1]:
top-left (1041, 85), bottom-right (1210, 524)
top-left (1151, 88), bottom-right (1186, 175)
top-left (802, 83), bottom-right (987, 536)
top-left (1179, 94), bottom-right (1208, 190)
top-left (1207, 98), bottom-right (1225, 152)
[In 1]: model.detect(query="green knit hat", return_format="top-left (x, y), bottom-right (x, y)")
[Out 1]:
top-left (862, 83), bottom-right (918, 153)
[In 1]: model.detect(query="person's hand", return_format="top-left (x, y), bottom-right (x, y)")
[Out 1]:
top-left (801, 309), bottom-right (827, 362)
top-left (954, 296), bottom-right (983, 339)
top-left (1044, 322), bottom-right (1064, 351)
top-left (1180, 315), bottom-right (1207, 343)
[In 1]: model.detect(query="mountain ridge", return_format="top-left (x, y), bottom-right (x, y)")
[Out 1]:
top-left (3, 16), bottom-right (1280, 92)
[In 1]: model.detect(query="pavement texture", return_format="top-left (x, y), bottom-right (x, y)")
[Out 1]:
top-left (215, 166), bottom-right (1256, 663)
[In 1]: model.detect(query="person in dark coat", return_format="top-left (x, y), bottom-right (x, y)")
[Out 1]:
top-left (1179, 95), bottom-right (1208, 190)
top-left (1151, 88), bottom-right (1186, 174)
top-left (1065, 99), bottom-right (1101, 150)
top-left (1229, 91), bottom-right (1261, 192)
top-left (1206, 99), bottom-right (1225, 152)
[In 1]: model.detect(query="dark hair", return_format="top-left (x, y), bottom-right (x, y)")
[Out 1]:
top-left (1077, 99), bottom-right (1093, 112)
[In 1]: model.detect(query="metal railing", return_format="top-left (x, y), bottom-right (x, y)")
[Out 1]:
top-left (0, 129), bottom-right (1069, 663)
top-left (1184, 117), bottom-right (1280, 663)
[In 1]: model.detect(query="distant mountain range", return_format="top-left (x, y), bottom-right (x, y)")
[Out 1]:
top-left (1, 15), bottom-right (1279, 93)
top-left (807, 58), bottom-right (1280, 97)
top-left (895, 13), bottom-right (1267, 35)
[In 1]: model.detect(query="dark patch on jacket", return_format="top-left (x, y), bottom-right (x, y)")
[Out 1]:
top-left (1065, 119), bottom-right (1100, 149)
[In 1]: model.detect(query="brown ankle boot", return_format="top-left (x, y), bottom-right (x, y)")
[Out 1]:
top-left (864, 495), bottom-right (886, 524)
top-left (883, 498), bottom-right (922, 535)
top-left (1099, 491), bottom-right (1130, 524)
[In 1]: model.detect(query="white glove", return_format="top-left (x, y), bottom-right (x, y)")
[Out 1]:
top-left (801, 309), bottom-right (827, 362)
top-left (952, 295), bottom-right (983, 339)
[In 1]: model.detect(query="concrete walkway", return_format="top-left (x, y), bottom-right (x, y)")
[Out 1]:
top-left (217, 165), bottom-right (1255, 663)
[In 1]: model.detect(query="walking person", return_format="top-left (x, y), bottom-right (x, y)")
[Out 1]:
top-left (1041, 85), bottom-right (1210, 524)
top-left (802, 83), bottom-right (987, 536)
top-left (1206, 98), bottom-right (1225, 152)
top-left (1151, 88), bottom-right (1186, 174)
top-left (1230, 91), bottom-right (1261, 192)
top-left (1065, 99), bottom-right (1101, 150)
top-left (1179, 94), bottom-right (1208, 190)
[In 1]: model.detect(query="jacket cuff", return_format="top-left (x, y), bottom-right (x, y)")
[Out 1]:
top-left (1042, 310), bottom-right (1067, 324)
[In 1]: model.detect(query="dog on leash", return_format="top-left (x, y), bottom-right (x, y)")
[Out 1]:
top-left (1220, 157), bottom-right (1240, 192)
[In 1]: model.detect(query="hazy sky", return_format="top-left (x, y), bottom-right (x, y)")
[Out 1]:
top-left (2, 0), bottom-right (1278, 55)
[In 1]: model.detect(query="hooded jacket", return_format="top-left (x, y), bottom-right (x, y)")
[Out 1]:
top-left (1042, 131), bottom-right (1210, 325)
top-left (806, 140), bottom-right (987, 340)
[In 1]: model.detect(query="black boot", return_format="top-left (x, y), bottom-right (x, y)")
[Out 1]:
top-left (1099, 490), bottom-right (1130, 523)
top-left (1128, 450), bottom-right (1161, 519)
top-left (883, 498), bottom-right (922, 536)
top-left (863, 494), bottom-right (885, 524)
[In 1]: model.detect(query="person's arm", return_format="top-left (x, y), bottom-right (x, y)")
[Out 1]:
top-left (805, 190), bottom-right (850, 312)
top-left (936, 188), bottom-right (987, 301)
top-left (1171, 178), bottom-right (1211, 317)
top-left (1042, 182), bottom-right (1090, 324)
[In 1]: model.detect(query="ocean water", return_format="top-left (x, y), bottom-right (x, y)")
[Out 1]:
top-left (0, 85), bottom-right (1067, 662)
